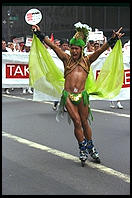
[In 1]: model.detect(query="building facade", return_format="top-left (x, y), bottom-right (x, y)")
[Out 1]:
top-left (2, 4), bottom-right (130, 44)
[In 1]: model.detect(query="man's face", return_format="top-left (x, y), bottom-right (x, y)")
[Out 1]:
top-left (61, 43), bottom-right (69, 51)
top-left (10, 43), bottom-right (14, 50)
top-left (94, 43), bottom-right (100, 51)
top-left (70, 45), bottom-right (82, 60)
top-left (54, 40), bottom-right (60, 48)
top-left (2, 41), bottom-right (6, 50)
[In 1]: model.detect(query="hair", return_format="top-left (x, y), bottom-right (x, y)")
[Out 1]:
top-left (60, 39), bottom-right (69, 46)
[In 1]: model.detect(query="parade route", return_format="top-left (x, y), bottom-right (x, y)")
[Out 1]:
top-left (2, 93), bottom-right (130, 195)
top-left (2, 3), bottom-right (130, 195)
top-left (2, 131), bottom-right (130, 184)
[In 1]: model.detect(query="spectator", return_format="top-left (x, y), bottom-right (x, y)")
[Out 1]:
top-left (93, 41), bottom-right (100, 51)
top-left (24, 45), bottom-right (31, 53)
top-left (88, 40), bottom-right (95, 51)
top-left (110, 100), bottom-right (123, 109)
top-left (60, 39), bottom-right (70, 53)
top-left (22, 87), bottom-right (33, 94)
top-left (2, 40), bottom-right (8, 52)
top-left (19, 42), bottom-right (25, 52)
top-left (54, 39), bottom-right (61, 47)
top-left (2, 40), bottom-right (11, 94)
top-left (9, 42), bottom-right (15, 52)
top-left (84, 40), bottom-right (95, 55)
top-left (14, 43), bottom-right (20, 52)
top-left (2, 40), bottom-right (12, 52)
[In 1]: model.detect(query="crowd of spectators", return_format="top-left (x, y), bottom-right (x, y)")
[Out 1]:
top-left (2, 39), bottom-right (32, 94)
top-left (2, 40), bottom-right (31, 53)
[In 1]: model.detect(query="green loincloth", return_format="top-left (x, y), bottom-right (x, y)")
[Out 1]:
top-left (56, 90), bottom-right (93, 125)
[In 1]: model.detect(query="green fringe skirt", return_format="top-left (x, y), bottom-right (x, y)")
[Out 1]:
top-left (56, 90), bottom-right (93, 124)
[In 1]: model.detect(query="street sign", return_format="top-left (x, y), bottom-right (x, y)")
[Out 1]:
top-left (9, 16), bottom-right (19, 21)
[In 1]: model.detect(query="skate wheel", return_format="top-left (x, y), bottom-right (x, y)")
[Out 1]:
top-left (81, 160), bottom-right (85, 167)
top-left (95, 158), bottom-right (100, 164)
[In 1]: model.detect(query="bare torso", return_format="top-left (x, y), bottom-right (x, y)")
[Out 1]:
top-left (42, 35), bottom-right (110, 95)
top-left (64, 65), bottom-right (88, 93)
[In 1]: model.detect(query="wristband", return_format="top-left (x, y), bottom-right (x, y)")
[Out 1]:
top-left (32, 29), bottom-right (45, 42)
top-left (107, 36), bottom-right (118, 47)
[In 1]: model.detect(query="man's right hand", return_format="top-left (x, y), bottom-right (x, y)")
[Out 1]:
top-left (32, 25), bottom-right (40, 32)
top-left (31, 25), bottom-right (45, 42)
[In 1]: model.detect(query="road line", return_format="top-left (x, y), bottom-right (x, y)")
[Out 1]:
top-left (2, 94), bottom-right (53, 104)
top-left (2, 131), bottom-right (130, 183)
top-left (91, 108), bottom-right (130, 118)
top-left (2, 94), bottom-right (130, 118)
top-left (2, 94), bottom-right (33, 101)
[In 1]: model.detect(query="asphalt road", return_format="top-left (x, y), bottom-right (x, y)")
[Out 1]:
top-left (2, 89), bottom-right (130, 195)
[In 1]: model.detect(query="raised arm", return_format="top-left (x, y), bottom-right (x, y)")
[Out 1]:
top-left (32, 25), bottom-right (68, 62)
top-left (89, 27), bottom-right (125, 64)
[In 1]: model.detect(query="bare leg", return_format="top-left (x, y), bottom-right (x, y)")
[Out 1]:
top-left (65, 97), bottom-right (84, 142)
top-left (65, 98), bottom-right (89, 162)
top-left (78, 100), bottom-right (100, 163)
top-left (78, 100), bottom-right (92, 140)
top-left (65, 98), bottom-right (100, 162)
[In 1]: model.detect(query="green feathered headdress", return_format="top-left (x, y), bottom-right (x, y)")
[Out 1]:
top-left (70, 22), bottom-right (92, 47)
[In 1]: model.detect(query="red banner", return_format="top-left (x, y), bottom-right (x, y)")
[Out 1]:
top-left (6, 64), bottom-right (29, 78)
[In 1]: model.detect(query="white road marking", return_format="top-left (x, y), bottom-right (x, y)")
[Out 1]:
top-left (2, 94), bottom-right (130, 118)
top-left (91, 108), bottom-right (130, 118)
top-left (2, 131), bottom-right (130, 184)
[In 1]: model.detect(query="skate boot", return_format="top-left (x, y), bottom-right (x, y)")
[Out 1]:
top-left (79, 139), bottom-right (88, 167)
top-left (87, 140), bottom-right (100, 163)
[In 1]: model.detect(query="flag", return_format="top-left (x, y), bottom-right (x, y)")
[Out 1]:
top-left (85, 39), bottom-right (124, 99)
top-left (29, 34), bottom-right (64, 98)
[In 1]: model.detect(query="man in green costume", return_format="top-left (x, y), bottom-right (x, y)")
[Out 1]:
top-left (31, 23), bottom-right (124, 163)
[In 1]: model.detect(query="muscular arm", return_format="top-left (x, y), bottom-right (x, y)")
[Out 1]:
top-left (88, 42), bottom-right (109, 64)
top-left (89, 27), bottom-right (124, 64)
top-left (43, 37), bottom-right (68, 62)
top-left (32, 25), bottom-right (68, 62)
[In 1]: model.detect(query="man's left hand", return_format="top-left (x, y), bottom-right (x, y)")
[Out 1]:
top-left (112, 27), bottom-right (125, 39)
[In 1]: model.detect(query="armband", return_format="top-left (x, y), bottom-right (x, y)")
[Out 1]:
top-left (107, 36), bottom-right (119, 47)
top-left (32, 29), bottom-right (46, 42)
